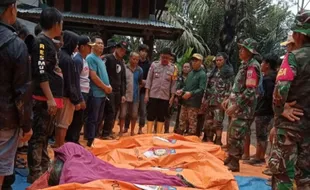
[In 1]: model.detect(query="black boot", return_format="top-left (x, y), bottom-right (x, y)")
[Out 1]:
top-left (226, 157), bottom-right (240, 172)
top-left (224, 156), bottom-right (232, 165)
top-left (214, 136), bottom-right (222, 146)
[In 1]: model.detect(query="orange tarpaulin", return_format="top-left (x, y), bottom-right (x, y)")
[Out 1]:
top-left (30, 134), bottom-right (239, 190)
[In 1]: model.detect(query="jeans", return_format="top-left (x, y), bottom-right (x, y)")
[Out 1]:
top-left (66, 93), bottom-right (88, 143)
top-left (85, 96), bottom-right (106, 141)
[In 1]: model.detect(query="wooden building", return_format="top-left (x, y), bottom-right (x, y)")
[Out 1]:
top-left (18, 0), bottom-right (183, 55)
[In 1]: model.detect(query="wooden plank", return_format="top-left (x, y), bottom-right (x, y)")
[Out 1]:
top-left (139, 0), bottom-right (150, 19)
top-left (88, 0), bottom-right (98, 15)
top-left (71, 0), bottom-right (82, 12)
top-left (122, 0), bottom-right (133, 17)
top-left (105, 0), bottom-right (115, 16)
top-left (54, 0), bottom-right (64, 12)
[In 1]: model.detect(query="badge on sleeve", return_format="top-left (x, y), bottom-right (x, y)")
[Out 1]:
top-left (246, 66), bottom-right (258, 87)
top-left (276, 54), bottom-right (295, 82)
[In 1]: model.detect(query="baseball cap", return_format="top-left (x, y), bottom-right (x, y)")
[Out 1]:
top-left (116, 41), bottom-right (130, 51)
top-left (0, 0), bottom-right (16, 14)
top-left (280, 32), bottom-right (294, 46)
top-left (78, 35), bottom-right (96, 47)
top-left (192, 53), bottom-right (203, 60)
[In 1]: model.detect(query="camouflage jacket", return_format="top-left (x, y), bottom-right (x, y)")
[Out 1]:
top-left (273, 44), bottom-right (310, 132)
top-left (228, 58), bottom-right (261, 120)
top-left (204, 63), bottom-right (234, 107)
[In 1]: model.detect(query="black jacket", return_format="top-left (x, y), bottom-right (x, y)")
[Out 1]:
top-left (0, 22), bottom-right (32, 132)
top-left (104, 54), bottom-right (126, 96)
top-left (59, 31), bottom-right (81, 105)
top-left (255, 71), bottom-right (277, 116)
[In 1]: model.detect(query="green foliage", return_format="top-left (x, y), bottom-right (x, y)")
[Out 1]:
top-left (175, 47), bottom-right (194, 71)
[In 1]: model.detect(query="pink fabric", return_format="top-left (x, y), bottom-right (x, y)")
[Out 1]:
top-left (276, 53), bottom-right (295, 82)
top-left (54, 143), bottom-right (186, 186)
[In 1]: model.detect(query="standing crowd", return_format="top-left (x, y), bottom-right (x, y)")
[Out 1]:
top-left (0, 1), bottom-right (310, 190)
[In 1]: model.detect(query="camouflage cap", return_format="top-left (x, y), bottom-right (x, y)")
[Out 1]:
top-left (238, 38), bottom-right (259, 54)
top-left (291, 9), bottom-right (310, 35)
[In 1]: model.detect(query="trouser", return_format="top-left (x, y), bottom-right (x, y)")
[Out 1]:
top-left (204, 106), bottom-right (225, 138)
top-left (125, 93), bottom-right (146, 129)
top-left (179, 106), bottom-right (199, 134)
top-left (147, 98), bottom-right (169, 122)
top-left (196, 113), bottom-right (205, 137)
top-left (28, 100), bottom-right (55, 182)
top-left (269, 128), bottom-right (310, 190)
top-left (85, 96), bottom-right (106, 141)
top-left (255, 115), bottom-right (273, 148)
top-left (174, 104), bottom-right (182, 131)
top-left (102, 92), bottom-right (121, 137)
top-left (66, 93), bottom-right (89, 143)
top-left (227, 118), bottom-right (252, 160)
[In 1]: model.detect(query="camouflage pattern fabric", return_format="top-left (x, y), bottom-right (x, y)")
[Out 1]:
top-left (179, 105), bottom-right (199, 134)
top-left (238, 38), bottom-right (259, 54)
top-left (228, 57), bottom-right (261, 120)
top-left (227, 118), bottom-right (252, 159)
top-left (255, 115), bottom-right (273, 146)
top-left (204, 106), bottom-right (225, 137)
top-left (268, 128), bottom-right (310, 190)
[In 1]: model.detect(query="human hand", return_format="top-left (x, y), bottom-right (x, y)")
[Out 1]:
top-left (80, 101), bottom-right (86, 110)
top-left (20, 128), bottom-right (33, 143)
top-left (225, 105), bottom-right (238, 117)
top-left (121, 96), bottom-right (126, 103)
top-left (282, 101), bottom-right (304, 122)
top-left (47, 99), bottom-right (57, 115)
top-left (75, 104), bottom-right (81, 111)
top-left (182, 92), bottom-right (192, 100)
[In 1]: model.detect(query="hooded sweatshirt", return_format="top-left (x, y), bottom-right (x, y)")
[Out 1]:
top-left (0, 22), bottom-right (32, 132)
top-left (255, 70), bottom-right (277, 116)
top-left (59, 31), bottom-right (81, 105)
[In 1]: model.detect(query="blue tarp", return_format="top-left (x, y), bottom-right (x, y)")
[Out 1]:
top-left (12, 170), bottom-right (271, 190)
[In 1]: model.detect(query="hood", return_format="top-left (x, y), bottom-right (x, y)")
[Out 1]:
top-left (61, 30), bottom-right (78, 55)
top-left (0, 22), bottom-right (17, 48)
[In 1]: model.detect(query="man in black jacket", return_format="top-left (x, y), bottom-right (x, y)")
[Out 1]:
top-left (244, 53), bottom-right (278, 165)
top-left (102, 41), bottom-right (128, 139)
top-left (54, 31), bottom-right (80, 148)
top-left (27, 7), bottom-right (63, 183)
top-left (0, 0), bottom-right (33, 188)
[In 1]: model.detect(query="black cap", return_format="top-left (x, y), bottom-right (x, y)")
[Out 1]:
top-left (116, 41), bottom-right (130, 51)
top-left (106, 39), bottom-right (117, 48)
top-left (160, 48), bottom-right (172, 56)
top-left (78, 35), bottom-right (96, 46)
top-left (0, 0), bottom-right (16, 13)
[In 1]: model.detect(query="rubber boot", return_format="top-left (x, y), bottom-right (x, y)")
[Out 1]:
top-left (146, 121), bottom-right (154, 134)
top-left (156, 122), bottom-right (165, 134)
top-left (224, 156), bottom-right (232, 165)
top-left (214, 136), bottom-right (223, 146)
top-left (164, 119), bottom-right (170, 133)
top-left (226, 157), bottom-right (240, 172)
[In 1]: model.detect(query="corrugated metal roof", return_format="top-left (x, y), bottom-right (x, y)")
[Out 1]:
top-left (18, 8), bottom-right (181, 30)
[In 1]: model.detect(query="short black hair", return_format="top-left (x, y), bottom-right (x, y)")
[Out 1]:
top-left (91, 35), bottom-right (102, 43)
top-left (262, 53), bottom-right (279, 70)
top-left (34, 24), bottom-right (42, 36)
top-left (39, 7), bottom-right (63, 31)
top-left (138, 44), bottom-right (149, 52)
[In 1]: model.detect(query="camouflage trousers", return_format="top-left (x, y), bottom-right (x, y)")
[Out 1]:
top-left (204, 106), bottom-right (225, 137)
top-left (179, 106), bottom-right (199, 134)
top-left (268, 128), bottom-right (310, 190)
top-left (27, 100), bottom-right (55, 183)
top-left (255, 115), bottom-right (273, 148)
top-left (228, 118), bottom-right (252, 160)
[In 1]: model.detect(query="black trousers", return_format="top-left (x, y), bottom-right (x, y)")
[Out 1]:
top-left (102, 92), bottom-right (121, 137)
top-left (66, 93), bottom-right (88, 143)
top-left (147, 98), bottom-right (169, 122)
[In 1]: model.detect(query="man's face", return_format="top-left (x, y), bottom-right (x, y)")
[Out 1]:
top-left (54, 20), bottom-right (63, 37)
top-left (215, 56), bottom-right (225, 68)
top-left (130, 55), bottom-right (140, 66)
top-left (93, 38), bottom-right (104, 55)
top-left (5, 3), bottom-right (17, 24)
top-left (139, 49), bottom-right (148, 59)
top-left (160, 54), bottom-right (171, 65)
top-left (261, 60), bottom-right (269, 73)
top-left (116, 47), bottom-right (127, 58)
top-left (191, 58), bottom-right (202, 70)
top-left (239, 46), bottom-right (252, 61)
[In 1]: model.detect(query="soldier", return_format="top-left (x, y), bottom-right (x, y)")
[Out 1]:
top-left (222, 38), bottom-right (262, 172)
top-left (203, 52), bottom-right (234, 145)
top-left (268, 10), bottom-right (310, 190)
top-left (145, 48), bottom-right (177, 134)
top-left (176, 54), bottom-right (207, 136)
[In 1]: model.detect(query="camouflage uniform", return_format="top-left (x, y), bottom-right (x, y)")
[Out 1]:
top-left (226, 38), bottom-right (262, 171)
top-left (204, 63), bottom-right (234, 140)
top-left (268, 10), bottom-right (310, 190)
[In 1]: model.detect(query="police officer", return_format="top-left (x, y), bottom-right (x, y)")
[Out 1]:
top-left (268, 10), bottom-right (310, 190)
top-left (145, 48), bottom-right (177, 134)
top-left (222, 38), bottom-right (262, 172)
